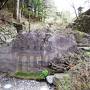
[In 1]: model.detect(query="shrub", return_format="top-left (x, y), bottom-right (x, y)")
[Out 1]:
top-left (41, 69), bottom-right (49, 77)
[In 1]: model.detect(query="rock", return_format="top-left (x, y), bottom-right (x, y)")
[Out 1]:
top-left (13, 23), bottom-right (23, 34)
top-left (72, 12), bottom-right (90, 33)
top-left (40, 86), bottom-right (49, 90)
top-left (0, 77), bottom-right (54, 90)
top-left (49, 48), bottom-right (83, 73)
top-left (48, 33), bottom-right (77, 60)
top-left (0, 29), bottom-right (78, 72)
top-left (4, 84), bottom-right (12, 89)
top-left (78, 46), bottom-right (90, 51)
top-left (46, 75), bottom-right (54, 84)
top-left (53, 73), bottom-right (72, 90)
top-left (74, 31), bottom-right (90, 46)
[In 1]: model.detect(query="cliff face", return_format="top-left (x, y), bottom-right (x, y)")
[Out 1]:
top-left (72, 9), bottom-right (90, 33)
top-left (83, 9), bottom-right (90, 15)
top-left (0, 10), bottom-right (17, 46)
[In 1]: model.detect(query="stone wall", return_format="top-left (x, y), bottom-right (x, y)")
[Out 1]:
top-left (14, 51), bottom-right (49, 72)
top-left (0, 46), bottom-right (16, 72)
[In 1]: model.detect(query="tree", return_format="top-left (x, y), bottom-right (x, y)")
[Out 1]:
top-left (78, 7), bottom-right (83, 15)
top-left (0, 0), bottom-right (47, 22)
top-left (13, 0), bottom-right (20, 21)
top-left (16, 0), bottom-right (20, 20)
top-left (22, 0), bottom-right (46, 21)
top-left (0, 0), bottom-right (9, 10)
top-left (72, 4), bottom-right (78, 18)
top-left (28, 0), bottom-right (46, 21)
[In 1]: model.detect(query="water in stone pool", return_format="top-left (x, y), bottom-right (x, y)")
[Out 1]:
top-left (0, 77), bottom-right (54, 90)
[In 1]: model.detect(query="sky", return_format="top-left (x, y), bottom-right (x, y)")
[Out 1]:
top-left (53, 0), bottom-right (90, 17)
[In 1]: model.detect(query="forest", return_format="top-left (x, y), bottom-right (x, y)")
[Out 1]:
top-left (0, 0), bottom-right (90, 90)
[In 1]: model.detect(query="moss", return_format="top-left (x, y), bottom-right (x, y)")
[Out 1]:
top-left (74, 30), bottom-right (86, 43)
top-left (77, 30), bottom-right (85, 37)
top-left (84, 51), bottom-right (90, 56)
top-left (54, 74), bottom-right (72, 90)
top-left (14, 71), bottom-right (44, 80)
top-left (12, 70), bottom-right (49, 80)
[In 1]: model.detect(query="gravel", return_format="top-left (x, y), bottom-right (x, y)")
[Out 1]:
top-left (0, 77), bottom-right (54, 90)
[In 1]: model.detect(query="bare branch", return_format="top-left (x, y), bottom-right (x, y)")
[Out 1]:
top-left (0, 0), bottom-right (9, 10)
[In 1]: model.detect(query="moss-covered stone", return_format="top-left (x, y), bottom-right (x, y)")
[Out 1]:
top-left (12, 71), bottom-right (45, 80)
top-left (53, 73), bottom-right (72, 90)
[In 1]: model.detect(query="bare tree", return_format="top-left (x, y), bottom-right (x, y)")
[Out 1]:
top-left (0, 0), bottom-right (9, 10)
top-left (72, 4), bottom-right (78, 18)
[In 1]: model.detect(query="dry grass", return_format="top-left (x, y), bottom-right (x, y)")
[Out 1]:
top-left (70, 61), bottom-right (90, 90)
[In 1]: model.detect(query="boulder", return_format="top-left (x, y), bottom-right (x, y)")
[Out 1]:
top-left (53, 73), bottom-right (72, 90)
top-left (0, 29), bottom-right (78, 72)
top-left (46, 75), bottom-right (54, 84)
top-left (11, 30), bottom-right (77, 72)
top-left (73, 30), bottom-right (90, 47)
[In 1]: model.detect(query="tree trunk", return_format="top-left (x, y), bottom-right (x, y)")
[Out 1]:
top-left (21, 0), bottom-right (24, 17)
top-left (16, 0), bottom-right (20, 20)
top-left (13, 0), bottom-right (20, 21)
